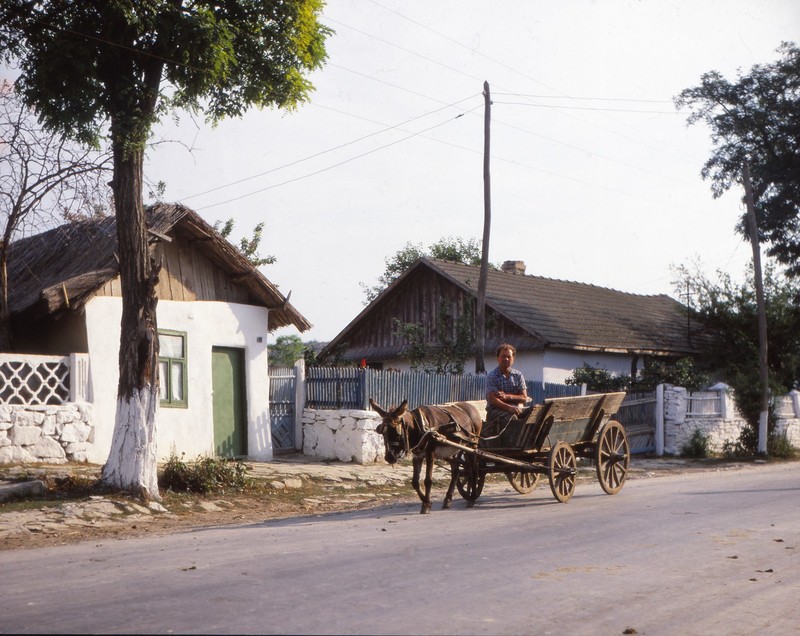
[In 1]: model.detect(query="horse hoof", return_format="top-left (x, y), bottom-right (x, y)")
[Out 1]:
top-left (442, 501), bottom-right (451, 510)
top-left (420, 505), bottom-right (431, 514)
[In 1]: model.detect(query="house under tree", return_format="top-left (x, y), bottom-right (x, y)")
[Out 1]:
top-left (6, 203), bottom-right (310, 464)
top-left (319, 258), bottom-right (702, 383)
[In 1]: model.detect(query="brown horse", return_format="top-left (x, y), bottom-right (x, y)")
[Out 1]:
top-left (370, 399), bottom-right (483, 514)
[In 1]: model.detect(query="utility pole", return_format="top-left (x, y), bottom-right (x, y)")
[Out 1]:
top-left (743, 163), bottom-right (769, 455)
top-left (475, 80), bottom-right (491, 374)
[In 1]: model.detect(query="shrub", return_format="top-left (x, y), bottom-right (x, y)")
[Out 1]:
top-left (681, 429), bottom-right (710, 458)
top-left (160, 451), bottom-right (251, 494)
top-left (768, 432), bottom-right (797, 459)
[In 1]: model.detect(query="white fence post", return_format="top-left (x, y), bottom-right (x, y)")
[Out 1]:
top-left (790, 390), bottom-right (800, 418)
top-left (69, 353), bottom-right (91, 402)
top-left (655, 383), bottom-right (665, 456)
top-left (294, 358), bottom-right (306, 451)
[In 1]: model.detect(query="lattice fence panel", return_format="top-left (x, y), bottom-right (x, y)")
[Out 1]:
top-left (0, 357), bottom-right (70, 405)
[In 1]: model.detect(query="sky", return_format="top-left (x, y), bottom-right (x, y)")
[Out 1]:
top-left (117, 2), bottom-right (800, 342)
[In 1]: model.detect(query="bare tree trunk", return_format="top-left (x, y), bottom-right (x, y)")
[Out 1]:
top-left (0, 246), bottom-right (11, 351)
top-left (475, 80), bottom-right (491, 374)
top-left (742, 163), bottom-right (769, 455)
top-left (100, 144), bottom-right (161, 501)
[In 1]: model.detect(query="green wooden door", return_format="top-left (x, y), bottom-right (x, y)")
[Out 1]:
top-left (212, 347), bottom-right (247, 457)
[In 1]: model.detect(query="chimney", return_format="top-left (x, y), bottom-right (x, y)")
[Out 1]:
top-left (501, 260), bottom-right (526, 275)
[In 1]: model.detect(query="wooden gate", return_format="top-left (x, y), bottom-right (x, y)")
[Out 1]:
top-left (269, 365), bottom-right (297, 453)
top-left (615, 391), bottom-right (657, 454)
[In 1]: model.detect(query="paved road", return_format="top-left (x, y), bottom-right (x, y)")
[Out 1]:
top-left (1, 463), bottom-right (797, 635)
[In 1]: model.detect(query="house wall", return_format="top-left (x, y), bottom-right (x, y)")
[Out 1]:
top-left (540, 349), bottom-right (639, 384)
top-left (84, 296), bottom-right (272, 464)
top-left (372, 349), bottom-right (635, 386)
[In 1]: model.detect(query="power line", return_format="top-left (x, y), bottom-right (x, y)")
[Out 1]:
top-left (196, 110), bottom-right (471, 210)
top-left (492, 100), bottom-right (686, 115)
top-left (182, 94), bottom-right (479, 201)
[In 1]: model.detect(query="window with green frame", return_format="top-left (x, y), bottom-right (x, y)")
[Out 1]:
top-left (159, 331), bottom-right (187, 407)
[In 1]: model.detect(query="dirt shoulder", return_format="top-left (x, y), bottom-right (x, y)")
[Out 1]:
top-left (0, 455), bottom-right (782, 551)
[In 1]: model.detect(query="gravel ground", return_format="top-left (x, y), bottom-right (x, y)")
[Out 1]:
top-left (0, 454), bottom-right (780, 551)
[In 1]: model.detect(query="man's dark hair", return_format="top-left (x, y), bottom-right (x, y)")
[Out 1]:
top-left (496, 343), bottom-right (516, 357)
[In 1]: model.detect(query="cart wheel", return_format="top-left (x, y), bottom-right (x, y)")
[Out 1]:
top-left (595, 420), bottom-right (630, 495)
top-left (456, 452), bottom-right (485, 502)
top-left (507, 471), bottom-right (540, 494)
top-left (548, 442), bottom-right (576, 503)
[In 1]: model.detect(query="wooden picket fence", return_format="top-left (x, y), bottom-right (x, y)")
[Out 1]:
top-left (304, 366), bottom-right (581, 410)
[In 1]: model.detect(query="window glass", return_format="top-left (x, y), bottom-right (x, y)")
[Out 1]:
top-left (171, 361), bottom-right (184, 401)
top-left (158, 331), bottom-right (187, 407)
top-left (160, 334), bottom-right (184, 358)
top-left (158, 360), bottom-right (169, 401)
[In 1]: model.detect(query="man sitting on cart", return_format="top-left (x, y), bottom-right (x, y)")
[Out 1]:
top-left (485, 343), bottom-right (534, 435)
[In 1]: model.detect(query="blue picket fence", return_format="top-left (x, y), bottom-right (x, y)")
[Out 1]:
top-left (305, 367), bottom-right (581, 410)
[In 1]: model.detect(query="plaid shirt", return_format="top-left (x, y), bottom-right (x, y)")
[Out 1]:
top-left (486, 366), bottom-right (527, 397)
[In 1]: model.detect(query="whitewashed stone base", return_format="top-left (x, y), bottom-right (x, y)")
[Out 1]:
top-left (302, 408), bottom-right (384, 464)
top-left (663, 385), bottom-right (800, 455)
top-left (666, 417), bottom-right (749, 455)
top-left (0, 403), bottom-right (94, 464)
top-left (301, 401), bottom-right (487, 465)
top-left (775, 418), bottom-right (800, 448)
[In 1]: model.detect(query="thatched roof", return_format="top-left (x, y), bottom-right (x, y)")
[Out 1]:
top-left (7, 204), bottom-right (311, 332)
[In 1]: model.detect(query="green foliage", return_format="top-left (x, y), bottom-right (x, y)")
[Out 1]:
top-left (160, 451), bottom-right (250, 494)
top-left (681, 429), bottom-right (710, 459)
top-left (675, 261), bottom-right (800, 436)
top-left (0, 1), bottom-right (331, 150)
top-left (362, 236), bottom-right (488, 303)
top-left (768, 432), bottom-right (797, 459)
top-left (393, 300), bottom-right (474, 374)
top-left (269, 335), bottom-right (306, 367)
top-left (565, 365), bottom-right (629, 392)
top-left (675, 42), bottom-right (800, 277)
top-left (635, 357), bottom-right (710, 392)
top-left (564, 357), bottom-right (708, 393)
top-left (215, 218), bottom-right (276, 267)
top-left (268, 335), bottom-right (323, 367)
top-left (724, 423), bottom-right (798, 459)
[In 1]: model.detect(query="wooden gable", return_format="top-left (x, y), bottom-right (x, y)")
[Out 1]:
top-left (327, 265), bottom-right (542, 360)
top-left (95, 229), bottom-right (252, 305)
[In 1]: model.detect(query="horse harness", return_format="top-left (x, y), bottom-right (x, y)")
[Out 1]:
top-left (409, 404), bottom-right (479, 457)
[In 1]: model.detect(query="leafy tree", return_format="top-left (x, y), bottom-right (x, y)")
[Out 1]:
top-left (268, 335), bottom-right (305, 368)
top-left (0, 82), bottom-right (112, 350)
top-left (362, 236), bottom-right (486, 303)
top-left (676, 261), bottom-right (800, 451)
top-left (214, 218), bottom-right (275, 268)
top-left (0, 1), bottom-right (329, 499)
top-left (674, 42), bottom-right (800, 276)
top-left (393, 300), bottom-right (474, 374)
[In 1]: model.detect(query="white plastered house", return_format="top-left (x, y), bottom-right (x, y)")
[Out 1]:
top-left (7, 204), bottom-right (311, 464)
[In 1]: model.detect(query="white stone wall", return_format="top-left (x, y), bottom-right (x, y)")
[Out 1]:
top-left (0, 403), bottom-right (94, 464)
top-left (302, 408), bottom-right (384, 464)
top-left (301, 401), bottom-right (487, 465)
top-left (662, 385), bottom-right (800, 455)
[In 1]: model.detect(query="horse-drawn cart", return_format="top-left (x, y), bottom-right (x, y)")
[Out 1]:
top-left (440, 391), bottom-right (630, 505)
